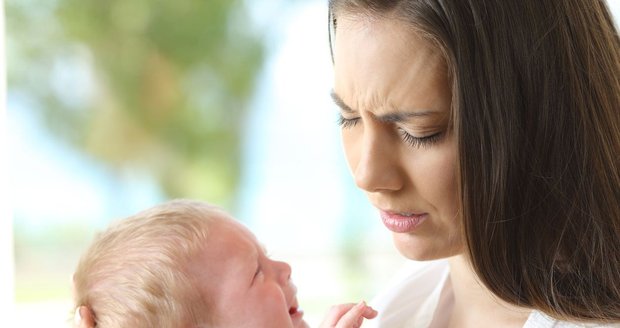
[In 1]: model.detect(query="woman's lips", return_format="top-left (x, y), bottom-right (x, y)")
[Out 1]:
top-left (380, 210), bottom-right (428, 233)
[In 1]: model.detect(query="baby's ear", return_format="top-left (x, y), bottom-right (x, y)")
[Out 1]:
top-left (74, 305), bottom-right (96, 328)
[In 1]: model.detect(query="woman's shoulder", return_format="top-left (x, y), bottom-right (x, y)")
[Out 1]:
top-left (525, 311), bottom-right (620, 328)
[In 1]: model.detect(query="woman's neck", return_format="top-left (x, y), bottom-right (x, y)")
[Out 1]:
top-left (447, 255), bottom-right (531, 328)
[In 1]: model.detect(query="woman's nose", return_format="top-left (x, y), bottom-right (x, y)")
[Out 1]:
top-left (352, 126), bottom-right (403, 193)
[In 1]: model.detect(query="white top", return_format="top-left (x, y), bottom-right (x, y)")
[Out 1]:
top-left (365, 260), bottom-right (619, 328)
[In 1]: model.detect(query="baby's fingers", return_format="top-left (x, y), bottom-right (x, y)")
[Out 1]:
top-left (334, 301), bottom-right (378, 328)
top-left (319, 301), bottom-right (378, 328)
top-left (319, 303), bottom-right (357, 327)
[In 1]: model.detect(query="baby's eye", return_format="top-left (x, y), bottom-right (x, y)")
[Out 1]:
top-left (252, 264), bottom-right (263, 284)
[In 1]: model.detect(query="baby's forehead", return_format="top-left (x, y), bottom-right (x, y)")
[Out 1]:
top-left (187, 214), bottom-right (262, 283)
top-left (205, 214), bottom-right (264, 253)
top-left (209, 210), bottom-right (253, 234)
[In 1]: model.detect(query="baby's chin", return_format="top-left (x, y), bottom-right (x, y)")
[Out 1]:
top-left (296, 320), bottom-right (310, 328)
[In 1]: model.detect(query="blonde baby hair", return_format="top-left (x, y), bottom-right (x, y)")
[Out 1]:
top-left (72, 199), bottom-right (221, 327)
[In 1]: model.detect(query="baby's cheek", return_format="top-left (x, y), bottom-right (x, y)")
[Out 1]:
top-left (248, 287), bottom-right (292, 325)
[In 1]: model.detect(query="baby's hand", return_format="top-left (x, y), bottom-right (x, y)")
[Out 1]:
top-left (319, 301), bottom-right (378, 328)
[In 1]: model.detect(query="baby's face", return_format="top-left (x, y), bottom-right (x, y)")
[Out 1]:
top-left (188, 212), bottom-right (309, 328)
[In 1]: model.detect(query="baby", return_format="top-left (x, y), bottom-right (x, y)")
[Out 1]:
top-left (72, 199), bottom-right (377, 327)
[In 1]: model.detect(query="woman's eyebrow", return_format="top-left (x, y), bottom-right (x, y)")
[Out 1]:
top-left (331, 90), bottom-right (442, 122)
top-left (330, 90), bottom-right (354, 113)
top-left (378, 111), bottom-right (440, 122)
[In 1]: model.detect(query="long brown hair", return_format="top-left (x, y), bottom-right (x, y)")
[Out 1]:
top-left (329, 0), bottom-right (620, 322)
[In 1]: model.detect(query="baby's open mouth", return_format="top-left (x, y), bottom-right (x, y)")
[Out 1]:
top-left (289, 306), bottom-right (298, 315)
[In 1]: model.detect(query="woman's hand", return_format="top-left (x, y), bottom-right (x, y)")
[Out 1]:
top-left (319, 301), bottom-right (378, 328)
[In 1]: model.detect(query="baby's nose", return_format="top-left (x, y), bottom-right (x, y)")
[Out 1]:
top-left (275, 260), bottom-right (292, 284)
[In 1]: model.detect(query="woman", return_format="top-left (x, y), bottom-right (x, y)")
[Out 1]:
top-left (328, 0), bottom-right (620, 327)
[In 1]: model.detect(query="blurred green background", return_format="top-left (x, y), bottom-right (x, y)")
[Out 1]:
top-left (8, 0), bottom-right (263, 311)
top-left (7, 0), bottom-right (403, 326)
top-left (8, 0), bottom-right (262, 206)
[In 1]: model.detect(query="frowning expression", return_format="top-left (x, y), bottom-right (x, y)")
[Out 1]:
top-left (333, 14), bottom-right (463, 260)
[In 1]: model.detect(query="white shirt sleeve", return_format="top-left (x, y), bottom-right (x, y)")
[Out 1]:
top-left (364, 260), bottom-right (450, 328)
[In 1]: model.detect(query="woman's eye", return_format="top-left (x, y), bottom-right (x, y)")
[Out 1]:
top-left (399, 129), bottom-right (443, 148)
top-left (337, 113), bottom-right (444, 148)
top-left (337, 115), bottom-right (360, 129)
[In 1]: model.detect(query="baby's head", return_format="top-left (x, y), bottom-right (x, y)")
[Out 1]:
top-left (73, 199), bottom-right (308, 328)
top-left (73, 200), bottom-right (216, 327)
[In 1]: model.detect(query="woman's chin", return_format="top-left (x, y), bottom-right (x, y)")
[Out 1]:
top-left (392, 233), bottom-right (463, 261)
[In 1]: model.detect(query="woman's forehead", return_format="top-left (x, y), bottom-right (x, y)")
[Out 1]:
top-left (333, 15), bottom-right (450, 116)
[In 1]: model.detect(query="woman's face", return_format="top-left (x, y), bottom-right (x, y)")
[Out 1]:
top-left (333, 14), bottom-right (463, 260)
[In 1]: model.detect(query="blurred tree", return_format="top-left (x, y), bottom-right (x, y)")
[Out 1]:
top-left (7, 0), bottom-right (264, 207)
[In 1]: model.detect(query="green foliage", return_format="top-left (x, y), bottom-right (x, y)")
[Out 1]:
top-left (7, 0), bottom-right (265, 206)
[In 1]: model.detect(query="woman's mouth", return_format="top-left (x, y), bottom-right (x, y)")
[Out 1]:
top-left (380, 210), bottom-right (428, 233)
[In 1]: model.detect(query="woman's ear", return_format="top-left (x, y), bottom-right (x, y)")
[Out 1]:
top-left (74, 305), bottom-right (96, 328)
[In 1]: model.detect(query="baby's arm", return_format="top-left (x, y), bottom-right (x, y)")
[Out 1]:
top-left (319, 301), bottom-right (378, 328)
